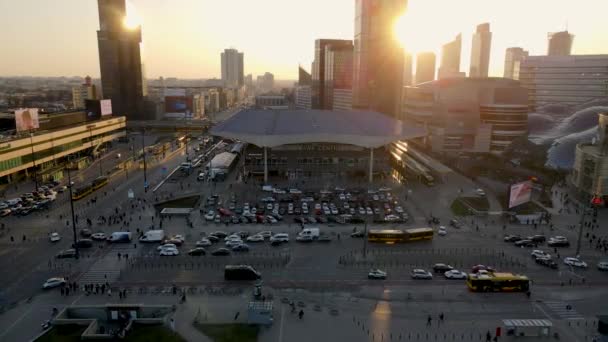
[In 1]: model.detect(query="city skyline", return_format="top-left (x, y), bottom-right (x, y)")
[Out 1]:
top-left (1, 0), bottom-right (608, 79)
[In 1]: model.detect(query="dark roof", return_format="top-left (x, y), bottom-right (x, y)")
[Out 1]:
top-left (210, 109), bottom-right (427, 148)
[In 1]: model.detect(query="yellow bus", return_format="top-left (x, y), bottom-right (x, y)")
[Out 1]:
top-left (91, 176), bottom-right (109, 190)
top-left (466, 272), bottom-right (530, 292)
top-left (368, 228), bottom-right (434, 244)
top-left (72, 185), bottom-right (93, 201)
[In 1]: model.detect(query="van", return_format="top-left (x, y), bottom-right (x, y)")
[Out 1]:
top-left (139, 230), bottom-right (165, 243)
top-left (108, 232), bottom-right (132, 243)
top-left (224, 265), bottom-right (261, 281)
top-left (298, 228), bottom-right (320, 239)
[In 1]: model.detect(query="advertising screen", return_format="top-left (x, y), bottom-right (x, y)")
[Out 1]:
top-left (165, 96), bottom-right (192, 113)
top-left (14, 108), bottom-right (40, 132)
top-left (508, 180), bottom-right (533, 209)
top-left (100, 99), bottom-right (112, 116)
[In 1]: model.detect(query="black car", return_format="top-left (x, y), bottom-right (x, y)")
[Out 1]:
top-left (211, 231), bottom-right (228, 238)
top-left (514, 239), bottom-right (537, 248)
top-left (432, 263), bottom-right (454, 273)
top-left (56, 249), bottom-right (77, 259)
top-left (187, 247), bottom-right (206, 256)
top-left (211, 248), bottom-right (231, 256)
top-left (294, 217), bottom-right (305, 224)
top-left (504, 235), bottom-right (522, 242)
top-left (80, 229), bottom-right (92, 237)
top-left (536, 257), bottom-right (558, 269)
top-left (351, 231), bottom-right (365, 238)
top-left (527, 235), bottom-right (546, 243)
top-left (270, 240), bottom-right (284, 247)
top-left (73, 239), bottom-right (93, 248)
top-left (548, 239), bottom-right (570, 247)
top-left (207, 235), bottom-right (220, 243)
top-left (317, 216), bottom-right (328, 224)
top-left (237, 231), bottom-right (250, 239)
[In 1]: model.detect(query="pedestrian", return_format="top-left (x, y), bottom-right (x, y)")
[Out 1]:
top-left (125, 253), bottom-right (128, 260)
top-left (486, 331), bottom-right (492, 342)
top-left (298, 309), bottom-right (304, 319)
top-left (427, 315), bottom-right (432, 326)
top-left (118, 253), bottom-right (121, 260)
top-left (22, 234), bottom-right (26, 242)
top-left (234, 312), bottom-right (240, 321)
top-left (60, 287), bottom-right (64, 296)
top-left (439, 313), bottom-right (444, 322)
top-left (10, 236), bottom-right (14, 242)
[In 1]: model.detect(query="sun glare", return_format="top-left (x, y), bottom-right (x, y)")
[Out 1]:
top-left (123, 1), bottom-right (143, 29)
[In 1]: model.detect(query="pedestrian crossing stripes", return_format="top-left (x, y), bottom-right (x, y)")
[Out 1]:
top-left (77, 245), bottom-right (137, 284)
top-left (543, 301), bottom-right (584, 320)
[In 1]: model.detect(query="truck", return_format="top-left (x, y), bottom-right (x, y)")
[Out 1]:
top-left (139, 230), bottom-right (165, 243)
top-left (297, 228), bottom-right (320, 239)
top-left (107, 232), bottom-right (132, 243)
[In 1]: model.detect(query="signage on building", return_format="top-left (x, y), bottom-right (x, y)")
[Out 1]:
top-left (100, 99), bottom-right (112, 116)
top-left (14, 108), bottom-right (40, 132)
top-left (508, 180), bottom-right (532, 209)
top-left (273, 144), bottom-right (364, 152)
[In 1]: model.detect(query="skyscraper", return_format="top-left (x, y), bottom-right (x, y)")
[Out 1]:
top-left (312, 39), bottom-right (353, 109)
top-left (438, 34), bottom-right (462, 79)
top-left (547, 31), bottom-right (574, 56)
top-left (415, 52), bottom-right (436, 84)
top-left (324, 43), bottom-right (354, 110)
top-left (352, 0), bottom-right (407, 116)
top-left (469, 23), bottom-right (492, 78)
top-left (503, 47), bottom-right (529, 79)
top-left (221, 48), bottom-right (244, 87)
top-left (97, 0), bottom-right (145, 119)
top-left (402, 53), bottom-right (413, 87)
top-left (298, 66), bottom-right (312, 86)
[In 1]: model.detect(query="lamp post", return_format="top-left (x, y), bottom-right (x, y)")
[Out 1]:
top-left (29, 131), bottom-right (38, 191)
top-left (141, 127), bottom-right (148, 192)
top-left (66, 160), bottom-right (79, 259)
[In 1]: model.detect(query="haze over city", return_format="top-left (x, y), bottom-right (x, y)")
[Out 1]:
top-left (1, 0), bottom-right (608, 78)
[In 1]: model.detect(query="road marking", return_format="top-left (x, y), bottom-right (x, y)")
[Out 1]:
top-left (278, 305), bottom-right (285, 342)
top-left (533, 302), bottom-right (551, 319)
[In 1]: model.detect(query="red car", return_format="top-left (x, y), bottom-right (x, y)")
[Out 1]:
top-left (471, 265), bottom-right (495, 273)
top-left (218, 208), bottom-right (233, 217)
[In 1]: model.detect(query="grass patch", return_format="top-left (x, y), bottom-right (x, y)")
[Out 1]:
top-left (193, 322), bottom-right (259, 342)
top-left (450, 199), bottom-right (472, 216)
top-left (36, 325), bottom-right (185, 342)
top-left (460, 196), bottom-right (490, 211)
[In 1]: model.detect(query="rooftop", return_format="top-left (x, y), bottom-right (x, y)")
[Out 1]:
top-left (210, 109), bottom-right (427, 148)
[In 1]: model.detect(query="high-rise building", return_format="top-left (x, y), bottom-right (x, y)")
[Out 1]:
top-left (518, 55), bottom-right (608, 117)
top-left (548, 31), bottom-right (574, 56)
top-left (503, 47), bottom-right (529, 79)
top-left (257, 72), bottom-right (274, 93)
top-left (245, 74), bottom-right (253, 88)
top-left (324, 42), bottom-right (354, 110)
top-left (72, 76), bottom-right (97, 109)
top-left (97, 0), bottom-right (145, 119)
top-left (469, 23), bottom-right (492, 78)
top-left (298, 66), bottom-right (312, 86)
top-left (221, 48), bottom-right (244, 87)
top-left (415, 52), bottom-right (436, 84)
top-left (438, 34), bottom-right (462, 79)
top-left (352, 0), bottom-right (407, 116)
top-left (295, 85), bottom-right (312, 109)
top-left (571, 113), bottom-right (608, 199)
top-left (312, 39), bottom-right (353, 109)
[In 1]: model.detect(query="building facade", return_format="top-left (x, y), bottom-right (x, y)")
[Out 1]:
top-left (503, 47), bottom-right (529, 79)
top-left (401, 78), bottom-right (528, 154)
top-left (221, 48), bottom-right (244, 87)
top-left (518, 55), bottom-right (608, 115)
top-left (438, 34), bottom-right (462, 79)
top-left (255, 95), bottom-right (287, 109)
top-left (571, 113), bottom-right (608, 201)
top-left (257, 73), bottom-right (274, 93)
top-left (548, 31), bottom-right (574, 56)
top-left (469, 23), bottom-right (492, 78)
top-left (352, 0), bottom-right (407, 117)
top-left (332, 89), bottom-right (353, 111)
top-left (97, 0), bottom-right (145, 119)
top-left (324, 43), bottom-right (354, 110)
top-left (72, 76), bottom-right (97, 109)
top-left (298, 66), bottom-right (312, 86)
top-left (312, 39), bottom-right (353, 110)
top-left (415, 52), bottom-right (436, 84)
top-left (295, 86), bottom-right (312, 109)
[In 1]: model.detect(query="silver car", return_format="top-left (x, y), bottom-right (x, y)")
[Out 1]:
top-left (411, 269), bottom-right (433, 280)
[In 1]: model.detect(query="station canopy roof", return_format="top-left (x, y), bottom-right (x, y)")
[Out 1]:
top-left (210, 109), bottom-right (427, 148)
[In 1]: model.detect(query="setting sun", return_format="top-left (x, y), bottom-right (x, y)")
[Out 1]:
top-left (394, 1), bottom-right (458, 54)
top-left (123, 0), bottom-right (142, 29)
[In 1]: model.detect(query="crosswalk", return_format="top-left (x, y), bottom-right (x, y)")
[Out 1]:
top-left (77, 244), bottom-right (136, 284)
top-left (543, 301), bottom-right (584, 320)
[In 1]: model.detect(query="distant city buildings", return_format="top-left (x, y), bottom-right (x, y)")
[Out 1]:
top-left (401, 78), bottom-right (528, 154)
top-left (221, 48), bottom-right (244, 87)
top-left (72, 76), bottom-right (97, 109)
top-left (255, 94), bottom-right (288, 109)
top-left (312, 39), bottom-right (352, 109)
top-left (438, 34), bottom-right (463, 79)
top-left (324, 42), bottom-right (353, 110)
top-left (503, 47), bottom-right (529, 79)
top-left (352, 0), bottom-right (407, 116)
top-left (571, 113), bottom-right (608, 200)
top-left (415, 52), bottom-right (436, 84)
top-left (257, 72), bottom-right (275, 93)
top-left (469, 23), bottom-right (492, 78)
top-left (295, 66), bottom-right (312, 109)
top-left (518, 55), bottom-right (608, 116)
top-left (96, 0), bottom-right (145, 119)
top-left (548, 31), bottom-right (574, 56)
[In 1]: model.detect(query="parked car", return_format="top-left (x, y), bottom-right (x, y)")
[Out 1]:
top-left (548, 238), bottom-right (570, 247)
top-left (246, 234), bottom-right (265, 242)
top-left (91, 232), bottom-right (107, 241)
top-left (597, 261), bottom-right (608, 271)
top-left (536, 257), bottom-right (558, 269)
top-left (514, 239), bottom-right (536, 248)
top-left (187, 247), bottom-right (206, 256)
top-left (368, 269), bottom-right (387, 279)
top-left (211, 248), bottom-right (231, 256)
top-left (410, 269), bottom-right (433, 279)
top-left (504, 235), bottom-right (522, 242)
top-left (270, 233), bottom-right (289, 243)
top-left (437, 226), bottom-right (447, 236)
top-left (49, 232), bottom-right (61, 242)
top-left (196, 238), bottom-right (212, 247)
top-left (56, 249), bottom-right (77, 259)
top-left (160, 248), bottom-right (179, 256)
top-left (527, 235), bottom-right (546, 243)
top-left (80, 229), bottom-right (92, 237)
top-left (563, 257), bottom-right (587, 268)
top-left (432, 263), bottom-right (453, 273)
top-left (231, 244), bottom-right (250, 252)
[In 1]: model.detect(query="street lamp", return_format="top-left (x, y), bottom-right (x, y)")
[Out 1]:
top-left (66, 158), bottom-right (79, 259)
top-left (141, 127), bottom-right (148, 192)
top-left (29, 131), bottom-right (38, 191)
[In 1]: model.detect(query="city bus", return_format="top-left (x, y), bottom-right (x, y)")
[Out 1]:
top-left (466, 272), bottom-right (530, 292)
top-left (91, 176), bottom-right (109, 190)
top-left (72, 185), bottom-right (93, 201)
top-left (368, 228), bottom-right (434, 244)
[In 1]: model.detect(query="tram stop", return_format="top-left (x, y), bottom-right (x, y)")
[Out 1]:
top-left (503, 319), bottom-right (553, 338)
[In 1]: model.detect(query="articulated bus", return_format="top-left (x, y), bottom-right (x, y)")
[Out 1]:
top-left (368, 228), bottom-right (434, 244)
top-left (71, 176), bottom-right (109, 201)
top-left (466, 272), bottom-right (530, 292)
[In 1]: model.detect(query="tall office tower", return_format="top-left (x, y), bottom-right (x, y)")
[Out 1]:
top-left (298, 66), bottom-right (312, 86)
top-left (324, 43), bottom-right (354, 110)
top-left (221, 48), bottom-right (244, 87)
top-left (312, 39), bottom-right (353, 109)
top-left (548, 31), bottom-right (574, 56)
top-left (503, 47), bottom-right (529, 79)
top-left (244, 74), bottom-right (253, 88)
top-left (97, 0), bottom-right (145, 119)
top-left (415, 52), bottom-right (436, 84)
top-left (257, 72), bottom-right (275, 93)
top-left (352, 0), bottom-right (407, 116)
top-left (402, 53), bottom-right (413, 87)
top-left (469, 23), bottom-right (492, 77)
top-left (72, 76), bottom-right (97, 109)
top-left (438, 34), bottom-right (462, 79)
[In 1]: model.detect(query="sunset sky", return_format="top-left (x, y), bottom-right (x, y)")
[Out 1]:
top-left (1, 0), bottom-right (607, 80)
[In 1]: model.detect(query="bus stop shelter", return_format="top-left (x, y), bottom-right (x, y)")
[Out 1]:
top-left (503, 319), bottom-right (553, 337)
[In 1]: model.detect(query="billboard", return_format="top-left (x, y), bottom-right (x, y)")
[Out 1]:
top-left (15, 108), bottom-right (40, 132)
top-left (85, 100), bottom-right (102, 121)
top-left (165, 96), bottom-right (193, 113)
top-left (508, 180), bottom-right (533, 209)
top-left (100, 99), bottom-right (112, 116)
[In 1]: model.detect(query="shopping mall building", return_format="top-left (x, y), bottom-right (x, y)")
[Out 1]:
top-left (210, 109), bottom-right (427, 182)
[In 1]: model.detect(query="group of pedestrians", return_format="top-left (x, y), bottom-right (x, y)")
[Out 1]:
top-left (84, 282), bottom-right (112, 296)
top-left (59, 281), bottom-right (79, 296)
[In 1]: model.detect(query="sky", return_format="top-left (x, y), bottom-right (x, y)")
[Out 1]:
top-left (0, 0), bottom-right (607, 80)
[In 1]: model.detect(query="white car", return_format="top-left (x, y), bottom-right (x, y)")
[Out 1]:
top-left (204, 211), bottom-right (216, 220)
top-left (379, 187), bottom-right (392, 192)
top-left (42, 277), bottom-right (66, 289)
top-left (266, 203), bottom-right (273, 210)
top-left (597, 261), bottom-right (608, 271)
top-left (273, 188), bottom-right (286, 194)
top-left (259, 231), bottom-right (272, 239)
top-left (385, 214), bottom-right (400, 222)
top-left (368, 269), bottom-right (387, 279)
top-left (563, 257), bottom-right (587, 268)
top-left (331, 208), bottom-right (339, 215)
top-left (289, 189), bottom-right (302, 194)
top-left (196, 238), bottom-right (212, 247)
top-left (531, 250), bottom-right (550, 259)
top-left (444, 270), bottom-right (467, 279)
top-left (91, 232), bottom-right (106, 240)
top-left (296, 235), bottom-right (314, 242)
top-left (314, 203), bottom-right (321, 210)
top-left (475, 188), bottom-right (486, 196)
top-left (225, 239), bottom-right (243, 248)
top-left (49, 232), bottom-right (61, 242)
top-left (394, 206), bottom-right (404, 214)
top-left (438, 227), bottom-right (447, 236)
top-left (411, 269), bottom-right (433, 279)
top-left (246, 234), bottom-right (265, 242)
top-left (359, 207), bottom-right (366, 215)
top-left (158, 243), bottom-right (177, 251)
top-left (270, 233), bottom-right (289, 243)
top-left (224, 234), bottom-right (241, 241)
top-left (159, 248), bottom-right (179, 256)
